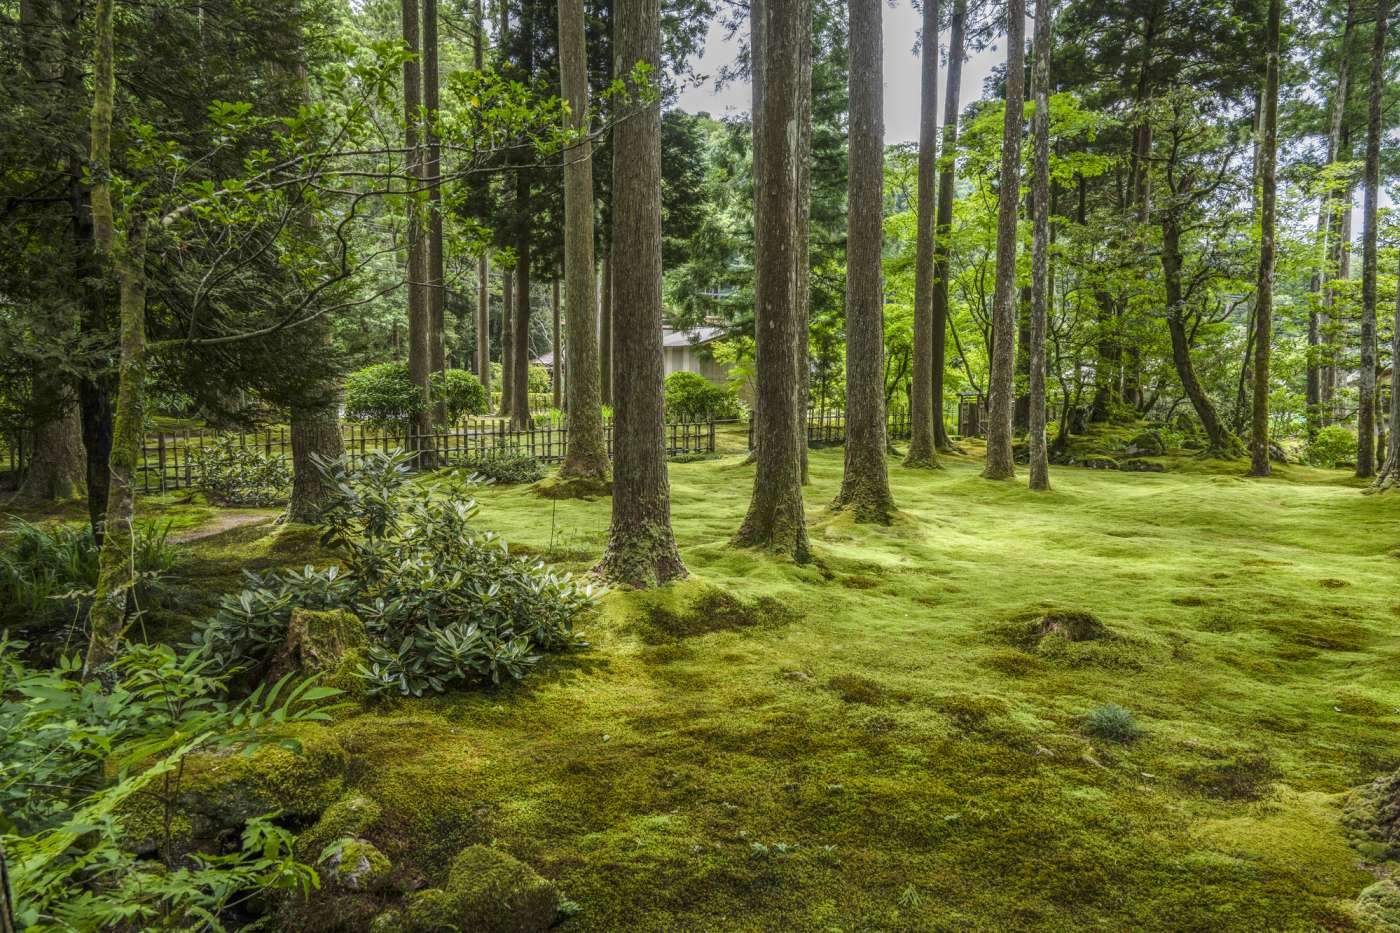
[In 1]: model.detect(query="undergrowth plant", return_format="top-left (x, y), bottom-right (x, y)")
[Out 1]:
top-left (190, 434), bottom-right (293, 506)
top-left (0, 634), bottom-right (334, 929)
top-left (193, 450), bottom-right (596, 696)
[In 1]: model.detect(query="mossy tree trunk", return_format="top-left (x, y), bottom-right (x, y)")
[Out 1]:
top-left (402, 0), bottom-right (433, 465)
top-left (600, 252), bottom-right (612, 406)
top-left (1249, 0), bottom-right (1280, 477)
top-left (472, 0), bottom-right (491, 399)
top-left (1376, 250), bottom-right (1400, 490)
top-left (1355, 0), bottom-right (1388, 479)
top-left (931, 0), bottom-right (965, 453)
top-left (833, 0), bottom-right (896, 523)
top-left (597, 0), bottom-right (685, 587)
top-left (905, 0), bottom-right (941, 470)
top-left (558, 0), bottom-right (609, 479)
top-left (981, 0), bottom-right (1024, 481)
top-left (732, 0), bottom-right (811, 560)
top-left (423, 0), bottom-right (447, 425)
top-left (1027, 0), bottom-right (1053, 491)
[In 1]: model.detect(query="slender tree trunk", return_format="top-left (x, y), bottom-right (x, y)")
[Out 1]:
top-left (500, 268), bottom-right (515, 414)
top-left (732, 0), bottom-right (811, 558)
top-left (402, 0), bottom-right (433, 463)
top-left (796, 0), bottom-right (812, 484)
top-left (1028, 0), bottom-right (1053, 490)
top-left (982, 0), bottom-right (1025, 480)
top-left (1250, 0), bottom-right (1280, 477)
top-left (423, 0), bottom-right (446, 425)
top-left (597, 0), bottom-right (685, 587)
top-left (931, 0), bottom-right (965, 451)
top-left (1328, 175), bottom-right (1354, 422)
top-left (551, 275), bottom-right (562, 410)
top-left (906, 0), bottom-right (941, 468)
top-left (511, 178), bottom-right (533, 430)
top-left (1376, 248), bottom-right (1400, 489)
top-left (477, 256), bottom-right (491, 390)
top-left (557, 0), bottom-right (608, 478)
top-left (600, 252), bottom-right (613, 406)
top-left (1356, 0), bottom-right (1387, 478)
top-left (833, 0), bottom-right (895, 520)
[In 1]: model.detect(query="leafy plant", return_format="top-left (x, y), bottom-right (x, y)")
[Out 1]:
top-left (0, 635), bottom-right (334, 929)
top-left (663, 370), bottom-right (739, 419)
top-left (461, 451), bottom-right (545, 485)
top-left (194, 450), bottom-right (596, 696)
top-left (1303, 424), bottom-right (1354, 468)
top-left (1082, 703), bottom-right (1142, 742)
top-left (431, 368), bottom-right (488, 422)
top-left (190, 434), bottom-right (292, 506)
top-left (528, 363), bottom-right (552, 394)
top-left (344, 362), bottom-right (424, 426)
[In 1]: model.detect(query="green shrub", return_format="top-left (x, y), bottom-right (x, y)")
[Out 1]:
top-left (528, 364), bottom-right (551, 394)
top-left (190, 434), bottom-right (292, 506)
top-left (345, 363), bottom-right (424, 426)
top-left (195, 450), bottom-right (595, 697)
top-left (1082, 703), bottom-right (1142, 742)
top-left (1303, 424), bottom-right (1354, 467)
top-left (461, 451), bottom-right (545, 485)
top-left (431, 368), bottom-right (488, 422)
top-left (664, 371), bottom-right (739, 419)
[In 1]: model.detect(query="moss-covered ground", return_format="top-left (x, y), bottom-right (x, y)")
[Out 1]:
top-left (46, 444), bottom-right (1400, 929)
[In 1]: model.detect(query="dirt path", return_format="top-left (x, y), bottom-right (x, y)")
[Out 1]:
top-left (170, 511), bottom-right (275, 543)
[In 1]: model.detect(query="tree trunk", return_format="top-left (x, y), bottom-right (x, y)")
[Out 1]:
top-left (551, 275), bottom-right (562, 410)
top-left (597, 0), bottom-right (685, 587)
top-left (796, 0), bottom-right (812, 485)
top-left (511, 180), bottom-right (533, 430)
top-left (557, 0), bottom-right (609, 478)
top-left (982, 0), bottom-right (1025, 480)
top-left (1376, 248), bottom-right (1400, 489)
top-left (1028, 0), bottom-right (1053, 491)
top-left (17, 400), bottom-right (86, 504)
top-left (1161, 217), bottom-right (1243, 458)
top-left (600, 252), bottom-right (613, 406)
top-left (288, 394), bottom-right (345, 523)
top-left (1250, 0), bottom-right (1280, 477)
top-left (477, 255), bottom-right (491, 391)
top-left (931, 0), bottom-right (965, 451)
top-left (732, 0), bottom-right (811, 559)
top-left (905, 0), bottom-right (941, 468)
top-left (423, 0), bottom-right (446, 424)
top-left (500, 267), bottom-right (515, 415)
top-left (402, 0), bottom-right (433, 464)
top-left (1356, 0), bottom-right (1388, 479)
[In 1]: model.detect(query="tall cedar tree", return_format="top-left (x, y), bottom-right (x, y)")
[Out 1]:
top-left (552, 276), bottom-right (562, 408)
top-left (1250, 0), bottom-right (1280, 476)
top-left (1028, 0), bottom-right (1052, 490)
top-left (559, 0), bottom-right (610, 479)
top-left (1320, 0), bottom-right (1358, 420)
top-left (1378, 247), bottom-right (1400, 488)
top-left (732, 0), bottom-right (812, 559)
top-left (833, 0), bottom-right (896, 521)
top-left (424, 0), bottom-right (446, 420)
top-left (983, 0), bottom-right (1025, 480)
top-left (905, 0), bottom-right (941, 468)
top-left (931, 0), bottom-right (966, 452)
top-left (403, 0), bottom-right (433, 462)
top-left (1356, 0), bottom-right (1388, 478)
top-left (474, 0), bottom-right (491, 395)
top-left (597, 0), bottom-right (686, 586)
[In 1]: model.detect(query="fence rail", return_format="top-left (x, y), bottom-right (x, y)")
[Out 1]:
top-left (748, 410), bottom-right (912, 450)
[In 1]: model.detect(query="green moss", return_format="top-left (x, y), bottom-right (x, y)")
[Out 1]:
top-left (827, 673), bottom-right (885, 705)
top-left (329, 838), bottom-right (392, 892)
top-left (387, 847), bottom-right (558, 933)
top-left (295, 793), bottom-right (382, 862)
top-left (533, 473), bottom-right (613, 501)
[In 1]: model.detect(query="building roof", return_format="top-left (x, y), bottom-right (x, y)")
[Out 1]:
top-left (662, 325), bottom-right (725, 349)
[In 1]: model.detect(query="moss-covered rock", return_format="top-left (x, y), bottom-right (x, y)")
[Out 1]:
top-left (178, 723), bottom-right (348, 832)
top-left (328, 838), bottom-right (392, 892)
top-left (266, 607), bottom-right (369, 690)
top-left (386, 846), bottom-right (559, 933)
top-left (296, 793), bottom-right (383, 863)
top-left (1345, 770), bottom-right (1400, 861)
top-left (1120, 458), bottom-right (1166, 473)
top-left (1356, 879), bottom-right (1400, 928)
top-left (1125, 431), bottom-right (1165, 456)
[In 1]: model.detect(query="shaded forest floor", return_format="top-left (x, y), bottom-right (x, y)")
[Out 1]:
top-left (19, 445), bottom-right (1400, 930)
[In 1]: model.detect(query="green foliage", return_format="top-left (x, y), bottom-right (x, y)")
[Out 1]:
top-left (663, 371), bottom-right (739, 419)
top-left (528, 364), bottom-right (551, 395)
top-left (431, 368), bottom-right (488, 422)
top-left (1303, 425), bottom-right (1354, 468)
top-left (1082, 703), bottom-right (1143, 742)
top-left (0, 636), bottom-right (335, 929)
top-left (194, 450), bottom-right (595, 697)
top-left (191, 434), bottom-right (293, 506)
top-left (344, 363), bottom-right (424, 426)
top-left (0, 517), bottom-right (174, 638)
top-left (462, 452), bottom-right (546, 486)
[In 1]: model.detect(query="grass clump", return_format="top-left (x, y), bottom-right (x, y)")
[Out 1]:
top-left (1081, 704), bottom-right (1142, 742)
top-left (828, 673), bottom-right (885, 705)
top-left (634, 583), bottom-right (796, 642)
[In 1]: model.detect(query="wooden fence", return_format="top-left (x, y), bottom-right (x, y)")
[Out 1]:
top-left (133, 416), bottom-right (717, 494)
top-left (747, 410), bottom-right (912, 450)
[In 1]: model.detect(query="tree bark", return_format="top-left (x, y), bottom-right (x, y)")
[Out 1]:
top-left (833, 0), bottom-right (896, 520)
top-left (511, 178), bottom-right (533, 430)
top-left (17, 401), bottom-right (86, 504)
top-left (557, 0), bottom-right (609, 478)
top-left (1376, 247), bottom-right (1400, 489)
top-left (500, 267), bottom-right (515, 414)
top-left (931, 0), bottom-right (965, 451)
top-left (597, 0), bottom-right (686, 587)
top-left (423, 0), bottom-right (446, 424)
top-left (1249, 0), bottom-right (1280, 477)
top-left (732, 0), bottom-right (811, 559)
top-left (288, 394), bottom-right (345, 523)
top-left (1356, 0), bottom-right (1388, 479)
top-left (1028, 0), bottom-right (1052, 491)
top-left (905, 0), bottom-right (941, 468)
top-left (982, 0), bottom-right (1025, 480)
top-left (796, 0), bottom-right (812, 485)
top-left (600, 252), bottom-right (613, 406)
top-left (552, 275), bottom-right (562, 410)
top-left (477, 256), bottom-right (491, 391)
top-left (402, 0), bottom-right (433, 464)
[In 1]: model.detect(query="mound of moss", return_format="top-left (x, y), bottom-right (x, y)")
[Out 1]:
top-left (372, 845), bottom-right (559, 933)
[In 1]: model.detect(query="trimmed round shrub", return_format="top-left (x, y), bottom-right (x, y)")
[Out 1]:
top-left (1303, 424), bottom-right (1354, 468)
top-left (344, 363), bottom-right (424, 426)
top-left (432, 369), bottom-right (488, 422)
top-left (664, 371), bottom-right (739, 419)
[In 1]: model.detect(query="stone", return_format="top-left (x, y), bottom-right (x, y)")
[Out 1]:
top-left (266, 608), bottom-right (369, 695)
top-left (1120, 458), bottom-right (1166, 473)
top-left (390, 845), bottom-right (559, 933)
top-left (327, 838), bottom-right (392, 892)
top-left (1079, 456), bottom-right (1119, 470)
top-left (1125, 431), bottom-right (1165, 456)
